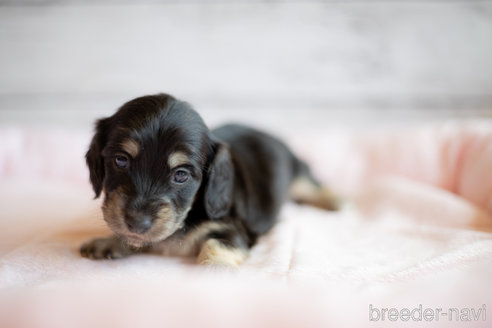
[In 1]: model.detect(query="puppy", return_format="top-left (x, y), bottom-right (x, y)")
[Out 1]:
top-left (80, 93), bottom-right (340, 267)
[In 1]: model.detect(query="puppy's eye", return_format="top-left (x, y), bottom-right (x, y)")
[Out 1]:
top-left (173, 169), bottom-right (189, 183)
top-left (114, 155), bottom-right (129, 169)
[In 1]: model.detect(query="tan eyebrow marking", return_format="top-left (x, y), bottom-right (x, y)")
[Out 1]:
top-left (121, 139), bottom-right (140, 158)
top-left (168, 151), bottom-right (190, 169)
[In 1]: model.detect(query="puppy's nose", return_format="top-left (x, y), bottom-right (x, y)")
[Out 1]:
top-left (125, 215), bottom-right (152, 234)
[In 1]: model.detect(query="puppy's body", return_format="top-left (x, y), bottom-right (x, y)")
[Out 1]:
top-left (213, 124), bottom-right (304, 236)
top-left (81, 94), bottom-right (339, 267)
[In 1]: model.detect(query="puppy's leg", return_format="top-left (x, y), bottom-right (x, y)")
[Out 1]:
top-left (80, 236), bottom-right (140, 260)
top-left (197, 238), bottom-right (248, 268)
top-left (194, 224), bottom-right (249, 268)
top-left (290, 176), bottom-right (343, 211)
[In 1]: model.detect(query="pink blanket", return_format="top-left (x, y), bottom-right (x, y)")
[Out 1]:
top-left (1, 121), bottom-right (491, 327)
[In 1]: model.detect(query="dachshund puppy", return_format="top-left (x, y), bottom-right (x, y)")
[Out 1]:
top-left (80, 93), bottom-right (340, 267)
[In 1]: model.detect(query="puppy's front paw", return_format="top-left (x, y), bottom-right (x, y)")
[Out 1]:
top-left (80, 236), bottom-right (133, 260)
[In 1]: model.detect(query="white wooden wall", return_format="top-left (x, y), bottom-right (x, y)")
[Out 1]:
top-left (1, 1), bottom-right (491, 131)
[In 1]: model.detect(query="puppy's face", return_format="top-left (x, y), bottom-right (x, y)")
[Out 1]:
top-left (100, 135), bottom-right (203, 248)
top-left (86, 94), bottom-right (231, 247)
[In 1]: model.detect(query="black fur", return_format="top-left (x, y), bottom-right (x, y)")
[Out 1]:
top-left (84, 93), bottom-right (318, 256)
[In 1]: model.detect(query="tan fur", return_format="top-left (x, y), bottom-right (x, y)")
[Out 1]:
top-left (168, 151), bottom-right (190, 169)
top-left (101, 188), bottom-right (126, 231)
top-left (151, 204), bottom-right (189, 242)
top-left (290, 177), bottom-right (342, 211)
top-left (102, 188), bottom-right (188, 248)
top-left (121, 139), bottom-right (140, 158)
top-left (197, 238), bottom-right (247, 267)
top-left (101, 189), bottom-right (245, 263)
top-left (153, 221), bottom-right (230, 257)
top-left (156, 204), bottom-right (173, 223)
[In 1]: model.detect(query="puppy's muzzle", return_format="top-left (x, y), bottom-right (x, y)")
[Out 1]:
top-left (123, 197), bottom-right (169, 234)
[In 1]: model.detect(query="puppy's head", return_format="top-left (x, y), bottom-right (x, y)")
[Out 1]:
top-left (86, 94), bottom-right (233, 247)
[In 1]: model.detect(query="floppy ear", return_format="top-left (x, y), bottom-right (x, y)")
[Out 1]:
top-left (204, 143), bottom-right (234, 219)
top-left (86, 118), bottom-right (110, 198)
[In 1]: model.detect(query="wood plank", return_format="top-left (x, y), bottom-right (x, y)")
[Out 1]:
top-left (0, 2), bottom-right (491, 110)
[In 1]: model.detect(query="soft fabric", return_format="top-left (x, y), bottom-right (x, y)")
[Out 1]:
top-left (0, 121), bottom-right (491, 327)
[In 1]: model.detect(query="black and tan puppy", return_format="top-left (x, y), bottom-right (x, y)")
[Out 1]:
top-left (80, 94), bottom-right (340, 267)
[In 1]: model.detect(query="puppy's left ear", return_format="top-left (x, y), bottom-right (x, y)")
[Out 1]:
top-left (204, 143), bottom-right (234, 219)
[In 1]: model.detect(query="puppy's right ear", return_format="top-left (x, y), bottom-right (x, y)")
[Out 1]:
top-left (86, 118), bottom-right (110, 198)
